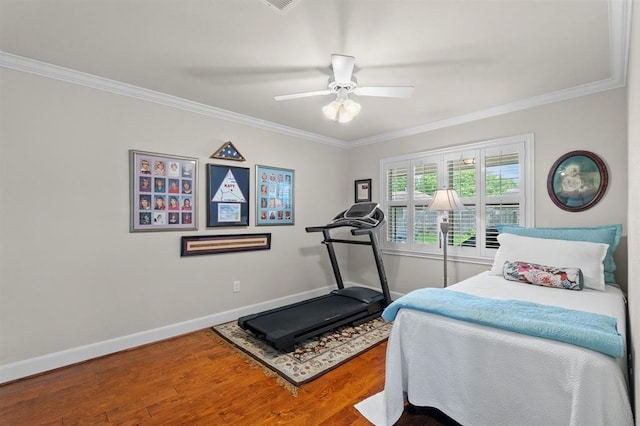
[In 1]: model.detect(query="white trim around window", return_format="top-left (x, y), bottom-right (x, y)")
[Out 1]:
top-left (379, 133), bottom-right (535, 264)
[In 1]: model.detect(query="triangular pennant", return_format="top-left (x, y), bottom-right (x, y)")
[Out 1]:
top-left (212, 170), bottom-right (247, 202)
top-left (211, 141), bottom-right (246, 161)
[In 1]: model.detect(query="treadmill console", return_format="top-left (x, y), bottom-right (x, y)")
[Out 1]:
top-left (330, 202), bottom-right (382, 228)
top-left (344, 202), bottom-right (379, 219)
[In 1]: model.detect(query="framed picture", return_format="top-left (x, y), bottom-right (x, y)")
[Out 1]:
top-left (355, 178), bottom-right (372, 203)
top-left (547, 150), bottom-right (609, 212)
top-left (256, 165), bottom-right (294, 226)
top-left (181, 233), bottom-right (271, 256)
top-left (207, 164), bottom-right (250, 227)
top-left (129, 150), bottom-right (197, 232)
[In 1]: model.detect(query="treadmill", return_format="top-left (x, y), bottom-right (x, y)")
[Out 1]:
top-left (237, 202), bottom-right (392, 352)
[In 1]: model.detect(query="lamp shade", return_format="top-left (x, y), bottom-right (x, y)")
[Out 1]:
top-left (428, 188), bottom-right (465, 211)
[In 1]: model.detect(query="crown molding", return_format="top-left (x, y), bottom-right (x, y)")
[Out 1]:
top-left (350, 0), bottom-right (631, 148)
top-left (0, 0), bottom-right (630, 149)
top-left (609, 0), bottom-right (632, 84)
top-left (349, 77), bottom-right (624, 148)
top-left (0, 51), bottom-right (349, 149)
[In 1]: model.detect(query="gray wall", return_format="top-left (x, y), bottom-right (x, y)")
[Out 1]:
top-left (0, 68), bottom-right (350, 373)
top-left (347, 88), bottom-right (628, 294)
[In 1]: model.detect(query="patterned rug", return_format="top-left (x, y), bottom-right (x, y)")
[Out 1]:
top-left (211, 317), bottom-right (392, 389)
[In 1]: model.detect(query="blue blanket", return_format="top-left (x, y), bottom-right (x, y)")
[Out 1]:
top-left (382, 288), bottom-right (624, 358)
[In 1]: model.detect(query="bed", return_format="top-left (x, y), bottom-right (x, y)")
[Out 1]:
top-left (356, 225), bottom-right (634, 426)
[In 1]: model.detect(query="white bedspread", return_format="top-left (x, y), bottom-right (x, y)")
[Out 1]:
top-left (355, 272), bottom-right (633, 426)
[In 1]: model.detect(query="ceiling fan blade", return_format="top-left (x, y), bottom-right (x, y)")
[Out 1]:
top-left (353, 86), bottom-right (415, 99)
top-left (274, 89), bottom-right (332, 101)
top-left (331, 54), bottom-right (355, 84)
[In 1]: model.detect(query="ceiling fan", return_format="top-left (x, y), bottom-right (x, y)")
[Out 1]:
top-left (274, 54), bottom-right (414, 123)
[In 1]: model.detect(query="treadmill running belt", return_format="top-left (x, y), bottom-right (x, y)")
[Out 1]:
top-left (244, 295), bottom-right (368, 338)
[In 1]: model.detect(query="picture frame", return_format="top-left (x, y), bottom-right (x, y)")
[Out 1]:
top-left (547, 150), bottom-right (609, 212)
top-left (129, 150), bottom-right (197, 232)
top-left (207, 164), bottom-right (250, 227)
top-left (256, 165), bottom-right (295, 226)
top-left (210, 141), bottom-right (246, 162)
top-left (181, 233), bottom-right (271, 256)
top-left (355, 178), bottom-right (372, 203)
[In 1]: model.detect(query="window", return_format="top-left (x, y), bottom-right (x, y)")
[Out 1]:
top-left (380, 134), bottom-right (534, 263)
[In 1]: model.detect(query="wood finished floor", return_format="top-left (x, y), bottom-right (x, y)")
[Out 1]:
top-left (0, 329), bottom-right (456, 425)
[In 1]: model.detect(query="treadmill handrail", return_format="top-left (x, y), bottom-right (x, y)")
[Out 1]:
top-left (351, 226), bottom-right (380, 236)
top-left (305, 226), bottom-right (328, 233)
top-left (322, 238), bottom-right (373, 246)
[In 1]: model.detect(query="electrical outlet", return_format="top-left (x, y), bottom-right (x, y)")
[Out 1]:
top-left (233, 281), bottom-right (240, 293)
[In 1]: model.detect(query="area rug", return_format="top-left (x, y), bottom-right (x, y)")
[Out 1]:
top-left (211, 317), bottom-right (392, 390)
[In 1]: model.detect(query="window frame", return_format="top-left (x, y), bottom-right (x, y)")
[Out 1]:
top-left (379, 133), bottom-right (535, 264)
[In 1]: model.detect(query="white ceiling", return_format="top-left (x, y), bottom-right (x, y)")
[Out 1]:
top-left (0, 0), bottom-right (632, 147)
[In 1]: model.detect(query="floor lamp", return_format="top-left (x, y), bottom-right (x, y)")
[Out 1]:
top-left (428, 188), bottom-right (465, 287)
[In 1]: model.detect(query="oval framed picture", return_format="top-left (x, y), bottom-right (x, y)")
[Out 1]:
top-left (547, 150), bottom-right (608, 212)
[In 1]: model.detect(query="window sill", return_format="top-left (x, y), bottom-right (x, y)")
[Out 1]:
top-left (381, 247), bottom-right (494, 267)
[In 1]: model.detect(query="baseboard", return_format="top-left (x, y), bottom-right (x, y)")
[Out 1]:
top-left (0, 286), bottom-right (334, 384)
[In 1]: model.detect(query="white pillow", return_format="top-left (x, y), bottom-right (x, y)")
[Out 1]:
top-left (490, 233), bottom-right (608, 291)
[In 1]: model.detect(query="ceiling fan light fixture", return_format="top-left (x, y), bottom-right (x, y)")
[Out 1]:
top-left (343, 99), bottom-right (361, 116)
top-left (338, 107), bottom-right (353, 123)
top-left (323, 96), bottom-right (361, 123)
top-left (322, 101), bottom-right (340, 120)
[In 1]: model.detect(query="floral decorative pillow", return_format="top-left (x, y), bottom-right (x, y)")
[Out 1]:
top-left (503, 261), bottom-right (583, 290)
top-left (491, 233), bottom-right (606, 291)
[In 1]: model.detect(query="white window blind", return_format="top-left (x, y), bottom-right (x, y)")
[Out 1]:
top-left (385, 163), bottom-right (409, 244)
top-left (484, 150), bottom-right (522, 250)
top-left (379, 134), bottom-right (534, 262)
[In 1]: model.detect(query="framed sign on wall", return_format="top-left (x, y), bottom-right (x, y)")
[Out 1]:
top-left (129, 150), bottom-right (197, 232)
top-left (207, 164), bottom-right (250, 227)
top-left (181, 233), bottom-right (271, 256)
top-left (355, 178), bottom-right (372, 203)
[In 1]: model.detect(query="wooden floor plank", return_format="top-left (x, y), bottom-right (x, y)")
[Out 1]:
top-left (1, 329), bottom-right (452, 425)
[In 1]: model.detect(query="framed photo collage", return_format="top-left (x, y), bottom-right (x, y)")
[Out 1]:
top-left (130, 150), bottom-right (294, 232)
top-left (130, 150), bottom-right (198, 232)
top-left (256, 165), bottom-right (295, 226)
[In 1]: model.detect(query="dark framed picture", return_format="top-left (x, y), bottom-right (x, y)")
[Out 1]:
top-left (547, 150), bottom-right (609, 212)
top-left (181, 233), bottom-right (271, 256)
top-left (256, 165), bottom-right (294, 226)
top-left (355, 179), bottom-right (372, 203)
top-left (129, 150), bottom-right (197, 232)
top-left (207, 164), bottom-right (250, 227)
